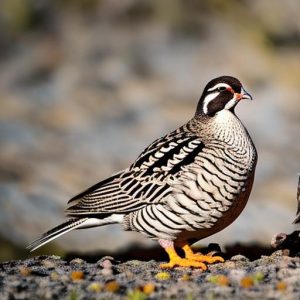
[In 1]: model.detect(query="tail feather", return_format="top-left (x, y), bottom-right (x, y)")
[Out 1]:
top-left (27, 218), bottom-right (88, 252)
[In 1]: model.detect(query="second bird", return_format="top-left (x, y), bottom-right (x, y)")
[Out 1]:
top-left (28, 75), bottom-right (257, 269)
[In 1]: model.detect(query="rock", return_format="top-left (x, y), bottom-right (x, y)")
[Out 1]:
top-left (69, 258), bottom-right (85, 265)
top-left (230, 254), bottom-right (249, 261)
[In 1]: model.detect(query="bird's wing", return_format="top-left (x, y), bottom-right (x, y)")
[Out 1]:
top-left (66, 126), bottom-right (204, 216)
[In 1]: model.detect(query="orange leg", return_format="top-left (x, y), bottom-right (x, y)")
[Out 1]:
top-left (159, 239), bottom-right (207, 269)
top-left (181, 243), bottom-right (224, 264)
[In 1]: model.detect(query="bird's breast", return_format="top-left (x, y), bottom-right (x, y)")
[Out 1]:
top-left (168, 123), bottom-right (257, 232)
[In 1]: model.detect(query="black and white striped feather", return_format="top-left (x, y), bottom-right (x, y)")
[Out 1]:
top-left (66, 126), bottom-right (204, 215)
top-left (27, 218), bottom-right (88, 251)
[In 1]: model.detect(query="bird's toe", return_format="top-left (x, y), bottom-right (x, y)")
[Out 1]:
top-left (187, 253), bottom-right (224, 264)
top-left (160, 258), bottom-right (207, 269)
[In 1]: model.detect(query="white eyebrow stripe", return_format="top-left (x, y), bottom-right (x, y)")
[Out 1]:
top-left (207, 83), bottom-right (231, 92)
top-left (202, 92), bottom-right (220, 114)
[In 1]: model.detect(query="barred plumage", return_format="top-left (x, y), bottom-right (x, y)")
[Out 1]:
top-left (28, 76), bottom-right (257, 269)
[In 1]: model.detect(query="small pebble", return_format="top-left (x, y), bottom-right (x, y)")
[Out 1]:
top-left (19, 267), bottom-right (31, 276)
top-left (71, 270), bottom-right (84, 281)
top-left (101, 259), bottom-right (113, 269)
top-left (221, 261), bottom-right (236, 269)
top-left (240, 276), bottom-right (254, 288)
top-left (127, 289), bottom-right (146, 299)
top-left (282, 249), bottom-right (290, 256)
top-left (252, 272), bottom-right (264, 283)
top-left (128, 260), bottom-right (142, 266)
top-left (229, 269), bottom-right (246, 284)
top-left (69, 258), bottom-right (85, 265)
top-left (88, 282), bottom-right (103, 293)
top-left (180, 274), bottom-right (190, 281)
top-left (42, 260), bottom-right (56, 269)
top-left (270, 250), bottom-right (284, 257)
top-left (208, 274), bottom-right (230, 286)
top-left (49, 255), bottom-right (61, 260)
top-left (155, 272), bottom-right (170, 280)
top-left (143, 283), bottom-right (155, 295)
top-left (101, 268), bottom-right (113, 276)
top-left (124, 270), bottom-right (134, 279)
top-left (230, 255), bottom-right (249, 262)
top-left (105, 281), bottom-right (120, 293)
top-left (50, 272), bottom-right (59, 281)
top-left (276, 281), bottom-right (287, 291)
top-left (98, 256), bottom-right (114, 267)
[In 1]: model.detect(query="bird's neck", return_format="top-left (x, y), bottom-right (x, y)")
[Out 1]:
top-left (192, 110), bottom-right (248, 145)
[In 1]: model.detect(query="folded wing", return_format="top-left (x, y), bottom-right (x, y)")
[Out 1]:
top-left (66, 127), bottom-right (204, 216)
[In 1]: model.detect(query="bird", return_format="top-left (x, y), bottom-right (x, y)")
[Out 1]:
top-left (272, 174), bottom-right (300, 256)
top-left (293, 174), bottom-right (300, 224)
top-left (27, 75), bottom-right (257, 269)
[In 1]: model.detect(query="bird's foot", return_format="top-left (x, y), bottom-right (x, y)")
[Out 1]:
top-left (181, 243), bottom-right (224, 265)
top-left (158, 240), bottom-right (208, 269)
top-left (185, 253), bottom-right (224, 264)
top-left (160, 257), bottom-right (207, 270)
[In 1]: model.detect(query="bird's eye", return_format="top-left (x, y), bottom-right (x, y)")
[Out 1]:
top-left (218, 86), bottom-right (227, 92)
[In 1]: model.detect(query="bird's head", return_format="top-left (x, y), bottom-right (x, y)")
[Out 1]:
top-left (196, 76), bottom-right (252, 117)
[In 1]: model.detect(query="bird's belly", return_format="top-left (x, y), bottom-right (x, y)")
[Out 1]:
top-left (167, 152), bottom-right (256, 241)
top-left (124, 142), bottom-right (257, 242)
top-left (174, 170), bottom-right (255, 242)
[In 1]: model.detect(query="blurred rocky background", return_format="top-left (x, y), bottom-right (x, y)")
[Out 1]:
top-left (0, 0), bottom-right (299, 261)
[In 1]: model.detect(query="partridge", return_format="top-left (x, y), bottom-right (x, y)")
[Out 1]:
top-left (28, 76), bottom-right (257, 269)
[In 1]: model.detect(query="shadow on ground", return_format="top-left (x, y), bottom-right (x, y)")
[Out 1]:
top-left (64, 243), bottom-right (274, 263)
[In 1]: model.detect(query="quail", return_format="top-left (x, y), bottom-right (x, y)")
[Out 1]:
top-left (28, 76), bottom-right (257, 269)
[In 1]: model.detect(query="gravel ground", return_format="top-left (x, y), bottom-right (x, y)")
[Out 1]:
top-left (1, 250), bottom-right (299, 300)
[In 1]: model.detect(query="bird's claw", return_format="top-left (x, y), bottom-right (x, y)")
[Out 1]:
top-left (160, 257), bottom-right (207, 270)
top-left (186, 253), bottom-right (224, 264)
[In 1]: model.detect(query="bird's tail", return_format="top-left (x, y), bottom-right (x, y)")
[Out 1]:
top-left (27, 214), bottom-right (124, 252)
top-left (27, 218), bottom-right (89, 252)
